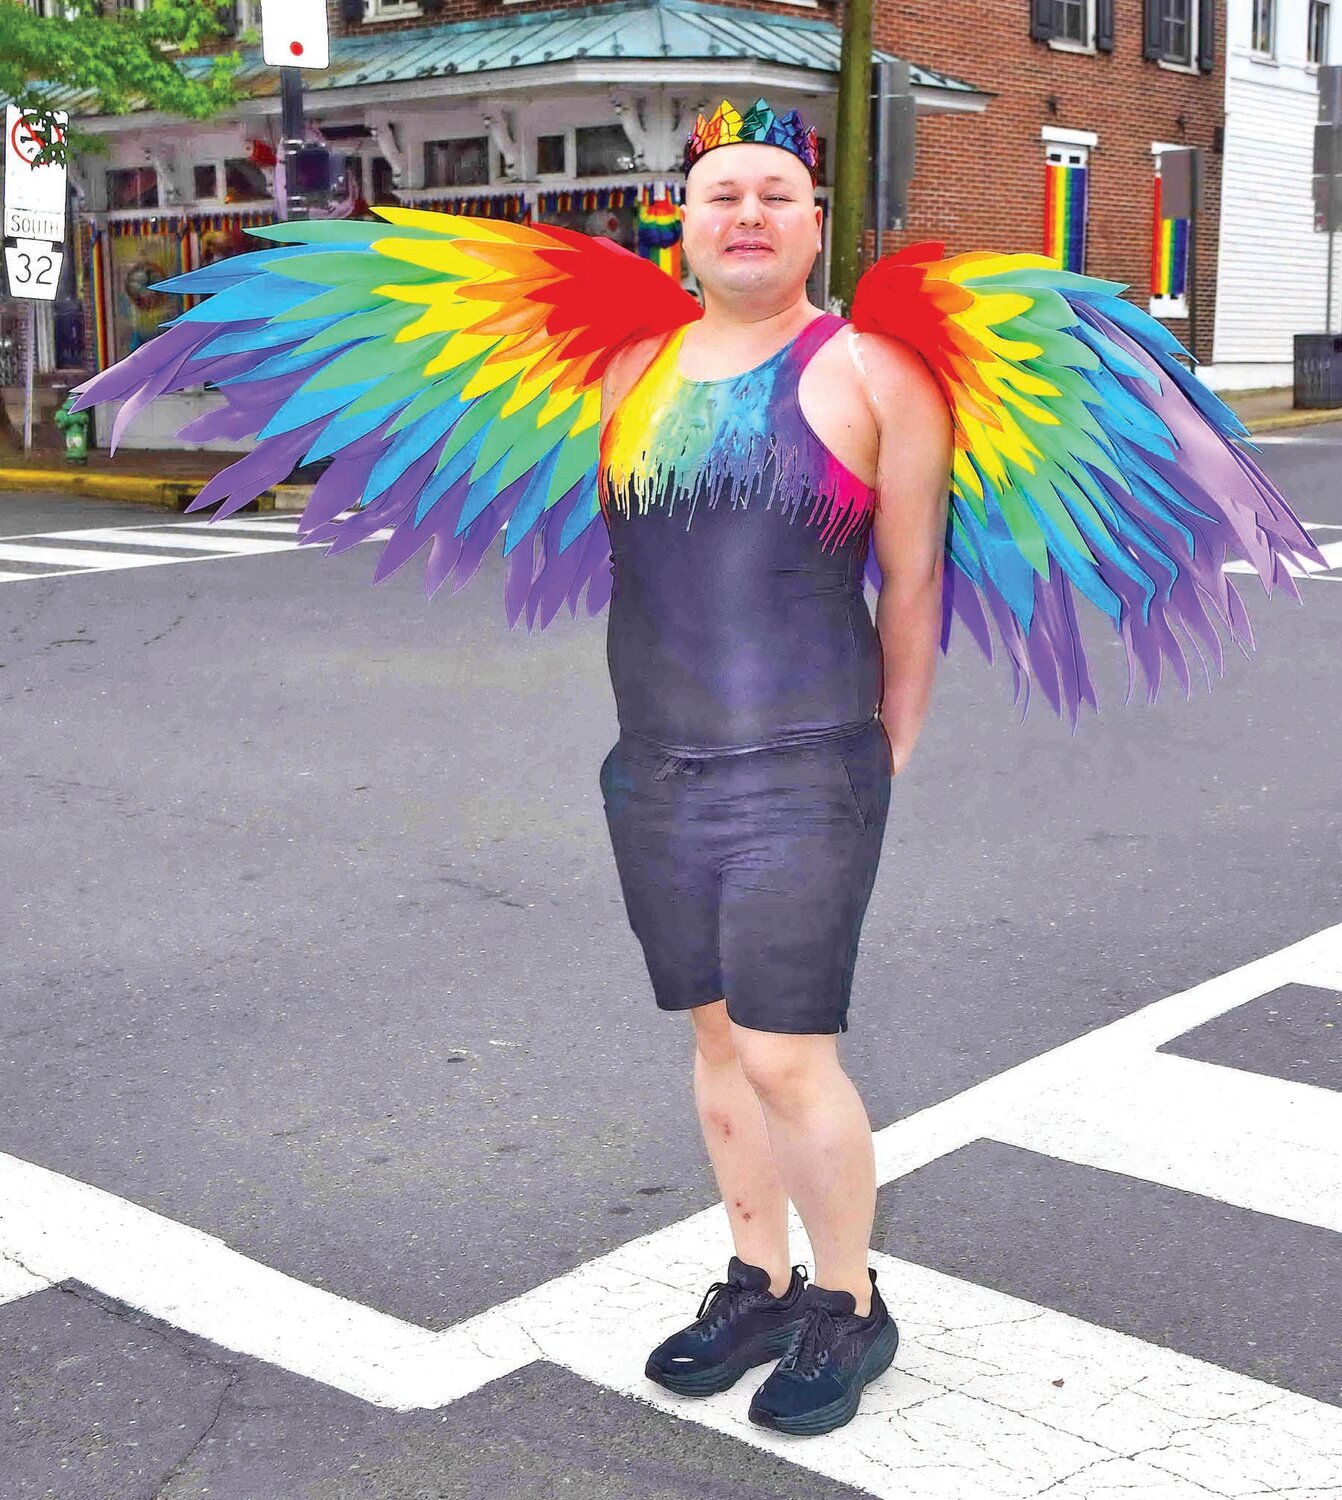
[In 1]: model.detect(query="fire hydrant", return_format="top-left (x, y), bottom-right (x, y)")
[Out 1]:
top-left (53, 396), bottom-right (89, 464)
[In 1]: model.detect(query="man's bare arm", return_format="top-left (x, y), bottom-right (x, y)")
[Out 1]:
top-left (851, 330), bottom-right (954, 775)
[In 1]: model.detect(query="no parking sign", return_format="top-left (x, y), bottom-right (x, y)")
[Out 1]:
top-left (3, 105), bottom-right (67, 300)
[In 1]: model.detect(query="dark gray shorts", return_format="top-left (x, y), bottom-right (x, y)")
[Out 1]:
top-left (598, 717), bottom-right (891, 1035)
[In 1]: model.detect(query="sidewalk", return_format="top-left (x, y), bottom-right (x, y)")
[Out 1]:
top-left (1, 385), bottom-right (1338, 511)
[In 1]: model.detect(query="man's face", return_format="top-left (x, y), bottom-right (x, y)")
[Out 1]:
top-left (681, 143), bottom-right (822, 300)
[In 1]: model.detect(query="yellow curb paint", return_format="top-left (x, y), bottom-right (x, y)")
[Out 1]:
top-left (0, 470), bottom-right (315, 510)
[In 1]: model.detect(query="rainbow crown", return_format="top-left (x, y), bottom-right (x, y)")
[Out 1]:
top-left (682, 98), bottom-right (820, 183)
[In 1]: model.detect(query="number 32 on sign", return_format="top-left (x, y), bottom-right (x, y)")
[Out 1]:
top-left (3, 238), bottom-right (64, 301)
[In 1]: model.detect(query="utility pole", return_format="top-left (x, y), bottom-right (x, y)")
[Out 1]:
top-left (279, 67), bottom-right (309, 222)
top-left (830, 0), bottom-right (874, 314)
top-left (262, 0), bottom-right (331, 222)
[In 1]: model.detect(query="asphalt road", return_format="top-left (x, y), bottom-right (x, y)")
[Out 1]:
top-left (1, 429), bottom-right (1339, 1499)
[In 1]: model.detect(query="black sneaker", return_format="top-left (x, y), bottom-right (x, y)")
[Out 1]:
top-left (645, 1255), bottom-right (810, 1397)
top-left (747, 1267), bottom-right (899, 1436)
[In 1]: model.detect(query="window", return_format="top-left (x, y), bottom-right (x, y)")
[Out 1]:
top-left (1158, 0), bottom-right (1192, 63)
top-left (193, 163), bottom-right (219, 201)
top-left (1309, 0), bottom-right (1330, 63)
top-left (1055, 0), bottom-right (1090, 44)
top-left (1142, 0), bottom-right (1213, 70)
top-left (1150, 147), bottom-right (1190, 319)
top-left (1031, 0), bottom-right (1114, 53)
top-left (425, 137), bottom-right (489, 188)
top-left (536, 134), bottom-right (566, 175)
top-left (574, 123), bottom-right (637, 177)
top-left (1251, 0), bottom-right (1275, 52)
top-left (105, 165), bottom-right (159, 210)
top-left (362, 0), bottom-right (422, 18)
top-left (1043, 142), bottom-right (1090, 273)
top-left (223, 156), bottom-right (269, 203)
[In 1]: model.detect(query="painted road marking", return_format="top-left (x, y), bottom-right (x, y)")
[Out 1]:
top-left (2, 922), bottom-right (1340, 1494)
top-left (1223, 537), bottom-right (1342, 577)
top-left (0, 515), bottom-right (393, 582)
top-left (55, 527), bottom-right (299, 553)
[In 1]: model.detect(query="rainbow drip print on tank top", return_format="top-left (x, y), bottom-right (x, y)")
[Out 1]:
top-left (598, 313), bottom-right (876, 552)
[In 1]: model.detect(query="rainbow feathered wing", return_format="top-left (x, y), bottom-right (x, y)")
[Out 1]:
top-left (71, 207), bottom-right (703, 627)
top-left (70, 211), bottom-right (1325, 729)
top-left (850, 243), bottom-right (1325, 728)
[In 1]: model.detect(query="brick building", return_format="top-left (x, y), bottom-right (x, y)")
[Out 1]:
top-left (870, 0), bottom-right (1225, 370)
top-left (10, 0), bottom-right (1232, 443)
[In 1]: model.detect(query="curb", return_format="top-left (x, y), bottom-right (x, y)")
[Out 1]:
top-left (3, 408), bottom-right (1338, 504)
top-left (0, 470), bottom-right (314, 511)
top-left (1240, 408), bottom-right (1342, 435)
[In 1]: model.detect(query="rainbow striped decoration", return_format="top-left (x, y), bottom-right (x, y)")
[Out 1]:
top-left (401, 192), bottom-right (527, 219)
top-left (636, 196), bottom-right (681, 280)
top-left (1151, 170), bottom-right (1189, 298)
top-left (87, 225), bottom-right (111, 372)
top-left (1043, 159), bottom-right (1087, 273)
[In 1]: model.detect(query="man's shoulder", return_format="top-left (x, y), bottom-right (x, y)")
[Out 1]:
top-left (841, 326), bottom-right (948, 428)
top-left (603, 331), bottom-right (672, 404)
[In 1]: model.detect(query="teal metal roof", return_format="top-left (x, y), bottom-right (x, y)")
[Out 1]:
top-left (40, 0), bottom-right (980, 115)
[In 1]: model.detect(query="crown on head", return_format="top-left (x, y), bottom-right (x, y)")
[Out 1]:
top-left (682, 97), bottom-right (820, 183)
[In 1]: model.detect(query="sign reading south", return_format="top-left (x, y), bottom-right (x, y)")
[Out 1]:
top-left (3, 105), bottom-right (69, 244)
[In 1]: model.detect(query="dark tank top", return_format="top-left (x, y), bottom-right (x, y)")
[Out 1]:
top-left (598, 311), bottom-right (882, 756)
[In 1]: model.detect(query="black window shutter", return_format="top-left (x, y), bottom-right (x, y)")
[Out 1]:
top-left (1095, 0), bottom-right (1114, 50)
top-left (1142, 0), bottom-right (1163, 57)
top-left (1196, 0), bottom-right (1216, 70)
top-left (1030, 0), bottom-right (1056, 41)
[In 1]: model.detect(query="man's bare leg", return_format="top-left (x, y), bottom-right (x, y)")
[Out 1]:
top-left (727, 1022), bottom-right (876, 1317)
top-left (688, 999), bottom-right (794, 1296)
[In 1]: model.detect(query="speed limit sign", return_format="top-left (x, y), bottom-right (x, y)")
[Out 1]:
top-left (4, 237), bottom-right (64, 301)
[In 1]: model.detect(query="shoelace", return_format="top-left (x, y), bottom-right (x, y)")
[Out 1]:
top-left (694, 1264), bottom-right (805, 1327)
top-left (777, 1301), bottom-right (841, 1378)
top-left (694, 1278), bottom-right (745, 1326)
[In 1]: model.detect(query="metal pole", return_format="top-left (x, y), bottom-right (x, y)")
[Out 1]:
top-left (280, 66), bottom-right (308, 222)
top-left (871, 62), bottom-right (887, 274)
top-left (1329, 225), bottom-right (1336, 333)
top-left (830, 0), bottom-right (874, 311)
top-left (1186, 210), bottom-right (1197, 365)
top-left (22, 301), bottom-right (34, 454)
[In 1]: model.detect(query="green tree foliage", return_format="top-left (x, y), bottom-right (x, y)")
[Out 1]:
top-left (0, 0), bottom-right (245, 165)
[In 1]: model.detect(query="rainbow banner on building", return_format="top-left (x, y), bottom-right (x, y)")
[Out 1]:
top-left (1151, 170), bottom-right (1189, 298)
top-left (1043, 160), bottom-right (1087, 273)
top-left (636, 195), bottom-right (682, 280)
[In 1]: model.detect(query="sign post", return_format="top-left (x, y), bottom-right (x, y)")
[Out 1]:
top-left (262, 0), bottom-right (331, 222)
top-left (867, 59), bottom-right (916, 269)
top-left (1312, 65), bottom-right (1342, 331)
top-left (3, 105), bottom-right (68, 451)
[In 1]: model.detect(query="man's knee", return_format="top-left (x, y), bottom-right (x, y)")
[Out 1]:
top-left (732, 1026), bottom-right (833, 1105)
top-left (689, 997), bottom-right (737, 1065)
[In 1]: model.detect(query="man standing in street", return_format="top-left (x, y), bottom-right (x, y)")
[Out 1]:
top-left (597, 99), bottom-right (954, 1436)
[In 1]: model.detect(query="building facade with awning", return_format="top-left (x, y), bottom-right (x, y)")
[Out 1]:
top-left (38, 0), bottom-right (985, 448)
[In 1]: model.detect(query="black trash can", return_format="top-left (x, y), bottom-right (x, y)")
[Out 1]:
top-left (1293, 333), bottom-right (1342, 408)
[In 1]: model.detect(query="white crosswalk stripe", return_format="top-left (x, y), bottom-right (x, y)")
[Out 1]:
top-left (2, 923), bottom-right (1340, 1495)
top-left (0, 514), bottom-right (393, 582)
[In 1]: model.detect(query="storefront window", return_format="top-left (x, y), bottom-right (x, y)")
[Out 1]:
top-left (193, 163), bottom-right (219, 201)
top-left (108, 228), bottom-right (178, 357)
top-left (574, 124), bottom-right (636, 177)
top-left (536, 134), bottom-right (566, 175)
top-left (223, 156), bottom-right (269, 203)
top-left (106, 166), bottom-right (159, 211)
top-left (425, 136), bottom-right (489, 188)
